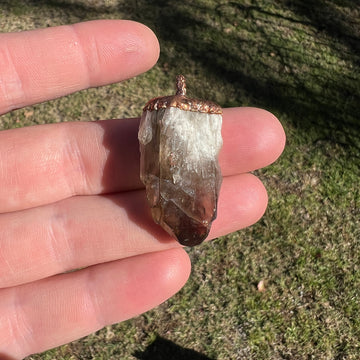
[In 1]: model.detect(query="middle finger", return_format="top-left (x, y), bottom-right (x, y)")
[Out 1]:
top-left (0, 107), bottom-right (284, 213)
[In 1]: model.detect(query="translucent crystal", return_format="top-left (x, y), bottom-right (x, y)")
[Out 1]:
top-left (139, 106), bottom-right (222, 246)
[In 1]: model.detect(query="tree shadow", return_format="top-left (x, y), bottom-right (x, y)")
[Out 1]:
top-left (1, 0), bottom-right (115, 18)
top-left (6, 0), bottom-right (359, 152)
top-left (127, 0), bottom-right (360, 148)
top-left (133, 337), bottom-right (213, 360)
top-left (284, 0), bottom-right (360, 57)
top-left (4, 0), bottom-right (359, 153)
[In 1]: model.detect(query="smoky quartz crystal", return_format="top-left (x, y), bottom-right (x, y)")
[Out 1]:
top-left (138, 75), bottom-right (223, 246)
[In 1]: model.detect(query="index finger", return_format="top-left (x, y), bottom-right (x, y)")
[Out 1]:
top-left (0, 20), bottom-right (160, 114)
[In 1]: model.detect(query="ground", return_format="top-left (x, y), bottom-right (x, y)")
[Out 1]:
top-left (1, 0), bottom-right (359, 359)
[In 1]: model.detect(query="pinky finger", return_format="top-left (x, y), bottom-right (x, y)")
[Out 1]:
top-left (0, 248), bottom-right (191, 359)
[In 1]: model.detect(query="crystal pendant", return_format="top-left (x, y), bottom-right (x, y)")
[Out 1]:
top-left (138, 75), bottom-right (223, 246)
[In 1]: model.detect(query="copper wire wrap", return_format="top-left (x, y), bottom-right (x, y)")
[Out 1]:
top-left (143, 75), bottom-right (223, 115)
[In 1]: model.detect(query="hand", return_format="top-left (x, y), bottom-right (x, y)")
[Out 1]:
top-left (0, 20), bottom-right (285, 359)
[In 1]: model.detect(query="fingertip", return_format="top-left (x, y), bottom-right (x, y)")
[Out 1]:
top-left (248, 173), bottom-right (269, 221)
top-left (251, 107), bottom-right (286, 165)
top-left (103, 248), bottom-right (191, 321)
top-left (211, 173), bottom-right (268, 238)
top-left (129, 20), bottom-right (160, 64)
top-left (159, 248), bottom-right (192, 290)
top-left (227, 173), bottom-right (268, 224)
top-left (113, 20), bottom-right (160, 78)
top-left (221, 107), bottom-right (286, 174)
top-left (72, 19), bottom-right (160, 85)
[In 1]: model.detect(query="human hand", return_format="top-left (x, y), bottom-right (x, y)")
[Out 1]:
top-left (0, 20), bottom-right (285, 358)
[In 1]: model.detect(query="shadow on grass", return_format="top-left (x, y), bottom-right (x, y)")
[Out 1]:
top-left (286, 0), bottom-right (360, 56)
top-left (3, 0), bottom-right (359, 152)
top-left (11, 0), bottom-right (358, 150)
top-left (1, 0), bottom-right (115, 17)
top-left (129, 0), bottom-right (360, 148)
top-left (133, 337), bottom-right (213, 360)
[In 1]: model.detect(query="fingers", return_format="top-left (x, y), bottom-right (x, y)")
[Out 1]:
top-left (0, 20), bottom-right (160, 114)
top-left (0, 107), bottom-right (285, 213)
top-left (220, 107), bottom-right (285, 173)
top-left (0, 248), bottom-right (190, 358)
top-left (0, 173), bottom-right (266, 289)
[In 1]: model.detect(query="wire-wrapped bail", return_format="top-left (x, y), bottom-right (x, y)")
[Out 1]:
top-left (143, 75), bottom-right (222, 114)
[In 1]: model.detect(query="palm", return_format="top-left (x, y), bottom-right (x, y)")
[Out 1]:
top-left (0, 20), bottom-right (285, 358)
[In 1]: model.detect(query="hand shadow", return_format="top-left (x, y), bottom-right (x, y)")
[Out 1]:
top-left (0, 354), bottom-right (17, 360)
top-left (98, 116), bottom-right (223, 246)
top-left (133, 336), bottom-right (214, 360)
top-left (98, 118), bottom-right (176, 245)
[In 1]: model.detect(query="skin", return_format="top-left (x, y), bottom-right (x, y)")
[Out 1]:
top-left (0, 20), bottom-right (286, 359)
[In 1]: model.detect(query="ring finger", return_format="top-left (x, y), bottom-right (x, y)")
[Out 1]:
top-left (0, 173), bottom-right (267, 289)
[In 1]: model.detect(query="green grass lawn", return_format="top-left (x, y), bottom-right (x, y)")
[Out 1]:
top-left (1, 0), bottom-right (360, 359)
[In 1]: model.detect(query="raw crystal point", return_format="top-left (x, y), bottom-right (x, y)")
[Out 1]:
top-left (138, 75), bottom-right (223, 246)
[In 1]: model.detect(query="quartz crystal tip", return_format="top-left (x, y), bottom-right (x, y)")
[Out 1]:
top-left (138, 75), bottom-right (223, 246)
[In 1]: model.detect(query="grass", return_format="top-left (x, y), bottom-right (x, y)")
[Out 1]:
top-left (1, 0), bottom-right (360, 358)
